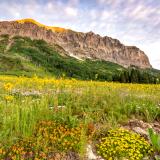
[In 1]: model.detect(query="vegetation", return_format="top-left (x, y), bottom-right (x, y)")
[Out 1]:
top-left (96, 128), bottom-right (153, 160)
top-left (118, 68), bottom-right (160, 84)
top-left (0, 33), bottom-right (160, 159)
top-left (0, 75), bottom-right (160, 159)
top-left (1, 121), bottom-right (84, 159)
top-left (148, 128), bottom-right (160, 155)
top-left (0, 34), bottom-right (160, 83)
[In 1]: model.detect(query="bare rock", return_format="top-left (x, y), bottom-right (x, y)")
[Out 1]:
top-left (132, 127), bottom-right (148, 135)
top-left (64, 151), bottom-right (80, 160)
top-left (86, 144), bottom-right (104, 160)
top-left (123, 119), bottom-right (160, 138)
top-left (0, 19), bottom-right (152, 69)
top-left (86, 145), bottom-right (97, 160)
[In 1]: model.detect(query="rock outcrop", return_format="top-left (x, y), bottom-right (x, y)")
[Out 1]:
top-left (0, 19), bottom-right (152, 68)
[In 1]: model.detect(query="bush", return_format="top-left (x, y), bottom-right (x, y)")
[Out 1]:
top-left (1, 121), bottom-right (85, 159)
top-left (96, 128), bottom-right (153, 160)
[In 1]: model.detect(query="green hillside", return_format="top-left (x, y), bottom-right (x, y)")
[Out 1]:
top-left (0, 34), bottom-right (159, 83)
top-left (0, 34), bottom-right (124, 80)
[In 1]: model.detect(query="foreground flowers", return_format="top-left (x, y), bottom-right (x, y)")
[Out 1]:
top-left (1, 121), bottom-right (84, 160)
top-left (0, 75), bottom-right (159, 159)
top-left (4, 95), bottom-right (14, 101)
top-left (97, 128), bottom-right (153, 160)
top-left (3, 82), bottom-right (14, 91)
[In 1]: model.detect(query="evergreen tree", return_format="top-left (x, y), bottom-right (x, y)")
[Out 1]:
top-left (130, 69), bottom-right (139, 83)
top-left (124, 71), bottom-right (130, 83)
top-left (120, 72), bottom-right (126, 83)
top-left (113, 74), bottom-right (120, 82)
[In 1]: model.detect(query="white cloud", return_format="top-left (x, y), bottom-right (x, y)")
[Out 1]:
top-left (15, 12), bottom-right (20, 18)
top-left (89, 9), bottom-right (99, 20)
top-left (46, 2), bottom-right (53, 10)
top-left (128, 4), bottom-right (159, 22)
top-left (65, 7), bottom-right (78, 17)
top-left (68, 0), bottom-right (79, 6)
top-left (139, 42), bottom-right (160, 69)
top-left (89, 21), bottom-right (97, 28)
top-left (101, 11), bottom-right (110, 20)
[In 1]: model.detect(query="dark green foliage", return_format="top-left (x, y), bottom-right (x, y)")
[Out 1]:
top-left (118, 68), bottom-right (160, 84)
top-left (0, 54), bottom-right (24, 71)
top-left (130, 69), bottom-right (139, 83)
top-left (0, 34), bottom-right (9, 53)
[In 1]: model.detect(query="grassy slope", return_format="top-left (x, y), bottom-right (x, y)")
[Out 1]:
top-left (0, 34), bottom-right (159, 81)
top-left (0, 34), bottom-right (124, 80)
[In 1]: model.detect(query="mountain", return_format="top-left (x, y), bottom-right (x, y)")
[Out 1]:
top-left (0, 18), bottom-right (151, 69)
top-left (0, 34), bottom-right (125, 80)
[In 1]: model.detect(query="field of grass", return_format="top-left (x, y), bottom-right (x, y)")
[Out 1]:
top-left (0, 75), bottom-right (160, 159)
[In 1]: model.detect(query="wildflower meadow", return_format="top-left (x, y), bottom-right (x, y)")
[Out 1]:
top-left (0, 75), bottom-right (160, 159)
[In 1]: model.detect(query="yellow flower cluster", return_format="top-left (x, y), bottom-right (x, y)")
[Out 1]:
top-left (4, 95), bottom-right (14, 101)
top-left (0, 75), bottom-right (160, 95)
top-left (97, 128), bottom-right (153, 160)
top-left (3, 82), bottom-right (14, 91)
top-left (0, 147), bottom-right (6, 159)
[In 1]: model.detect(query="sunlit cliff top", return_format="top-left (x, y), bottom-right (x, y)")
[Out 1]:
top-left (16, 18), bottom-right (68, 32)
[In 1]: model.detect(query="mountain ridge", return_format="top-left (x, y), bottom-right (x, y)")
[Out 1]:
top-left (0, 33), bottom-right (159, 83)
top-left (0, 19), bottom-right (151, 69)
top-left (16, 18), bottom-right (70, 33)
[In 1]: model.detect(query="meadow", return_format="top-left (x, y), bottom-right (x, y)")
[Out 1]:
top-left (0, 75), bottom-right (160, 159)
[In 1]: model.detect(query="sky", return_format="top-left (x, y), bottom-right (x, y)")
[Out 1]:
top-left (0, 0), bottom-right (160, 69)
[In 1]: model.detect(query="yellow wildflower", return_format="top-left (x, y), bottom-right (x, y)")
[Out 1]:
top-left (4, 83), bottom-right (14, 91)
top-left (4, 95), bottom-right (14, 101)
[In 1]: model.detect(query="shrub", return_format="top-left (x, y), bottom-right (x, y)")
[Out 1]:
top-left (2, 121), bottom-right (85, 159)
top-left (34, 120), bottom-right (83, 152)
top-left (96, 128), bottom-right (153, 160)
top-left (148, 128), bottom-right (160, 154)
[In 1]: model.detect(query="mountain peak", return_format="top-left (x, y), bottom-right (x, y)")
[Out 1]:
top-left (16, 18), bottom-right (68, 33)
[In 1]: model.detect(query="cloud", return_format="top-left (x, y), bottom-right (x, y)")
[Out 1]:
top-left (0, 0), bottom-right (160, 69)
top-left (139, 42), bottom-right (160, 69)
top-left (65, 7), bottom-right (78, 17)
top-left (89, 9), bottom-right (99, 20)
top-left (100, 11), bottom-right (110, 20)
top-left (68, 0), bottom-right (79, 6)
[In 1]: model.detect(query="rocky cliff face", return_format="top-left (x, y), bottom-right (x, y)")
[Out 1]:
top-left (0, 19), bottom-right (152, 68)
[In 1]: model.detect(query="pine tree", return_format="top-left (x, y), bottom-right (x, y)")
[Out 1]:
top-left (130, 69), bottom-right (139, 83)
top-left (124, 71), bottom-right (130, 83)
top-left (120, 72), bottom-right (126, 83)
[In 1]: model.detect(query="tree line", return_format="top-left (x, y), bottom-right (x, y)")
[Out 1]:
top-left (112, 68), bottom-right (160, 84)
